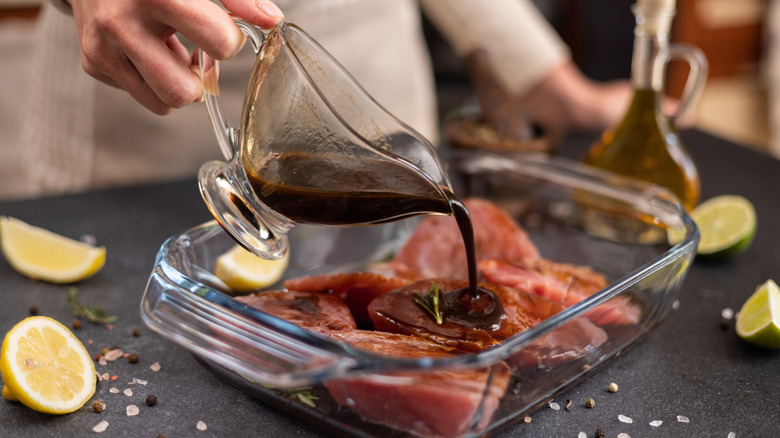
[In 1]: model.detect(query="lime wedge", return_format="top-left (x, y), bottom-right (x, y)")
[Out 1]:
top-left (669, 195), bottom-right (756, 259)
top-left (736, 280), bottom-right (780, 349)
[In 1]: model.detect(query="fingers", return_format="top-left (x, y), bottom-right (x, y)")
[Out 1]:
top-left (68, 0), bottom-right (285, 115)
top-left (124, 30), bottom-right (203, 112)
top-left (221, 0), bottom-right (284, 29)
top-left (165, 0), bottom-right (284, 61)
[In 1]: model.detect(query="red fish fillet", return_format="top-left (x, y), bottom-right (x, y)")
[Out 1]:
top-left (325, 330), bottom-right (511, 438)
top-left (478, 259), bottom-right (640, 326)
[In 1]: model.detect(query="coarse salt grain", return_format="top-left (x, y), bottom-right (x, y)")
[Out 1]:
top-left (101, 373), bottom-right (109, 380)
top-left (578, 432), bottom-right (587, 438)
top-left (617, 434), bottom-right (631, 438)
top-left (123, 389), bottom-right (133, 397)
top-left (92, 420), bottom-right (109, 433)
top-left (728, 433), bottom-right (736, 438)
top-left (104, 349), bottom-right (123, 361)
top-left (722, 308), bottom-right (734, 320)
top-left (618, 415), bottom-right (633, 424)
top-left (109, 388), bottom-right (119, 394)
top-left (150, 362), bottom-right (161, 372)
top-left (549, 402), bottom-right (560, 411)
top-left (131, 378), bottom-right (148, 385)
top-left (98, 357), bottom-right (107, 366)
top-left (672, 299), bottom-right (680, 310)
top-left (196, 421), bottom-right (208, 431)
top-left (677, 415), bottom-right (690, 423)
top-left (649, 420), bottom-right (663, 427)
top-left (126, 405), bottom-right (139, 416)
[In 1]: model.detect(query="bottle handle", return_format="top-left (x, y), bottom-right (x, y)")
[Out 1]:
top-left (667, 43), bottom-right (709, 127)
top-left (199, 19), bottom-right (267, 160)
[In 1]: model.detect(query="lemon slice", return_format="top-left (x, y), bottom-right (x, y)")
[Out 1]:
top-left (736, 280), bottom-right (780, 349)
top-left (0, 316), bottom-right (97, 413)
top-left (0, 216), bottom-right (106, 283)
top-left (215, 244), bottom-right (290, 292)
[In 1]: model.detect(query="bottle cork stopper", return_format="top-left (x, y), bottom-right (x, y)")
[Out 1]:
top-left (636, 0), bottom-right (676, 14)
top-left (634, 0), bottom-right (676, 34)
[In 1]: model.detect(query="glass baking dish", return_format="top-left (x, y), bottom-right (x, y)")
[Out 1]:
top-left (141, 151), bottom-right (698, 438)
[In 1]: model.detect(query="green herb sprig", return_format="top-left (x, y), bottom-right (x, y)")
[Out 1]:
top-left (414, 281), bottom-right (444, 325)
top-left (67, 287), bottom-right (118, 324)
top-left (280, 387), bottom-right (319, 408)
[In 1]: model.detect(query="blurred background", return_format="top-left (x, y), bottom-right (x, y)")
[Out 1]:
top-left (1, 0), bottom-right (774, 155)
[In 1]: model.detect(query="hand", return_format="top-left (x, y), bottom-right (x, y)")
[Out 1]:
top-left (69, 0), bottom-right (284, 115)
top-left (523, 61), bottom-right (680, 133)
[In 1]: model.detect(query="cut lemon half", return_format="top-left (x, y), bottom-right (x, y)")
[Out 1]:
top-left (0, 316), bottom-right (96, 413)
top-left (669, 195), bottom-right (756, 259)
top-left (736, 280), bottom-right (780, 349)
top-left (215, 244), bottom-right (290, 292)
top-left (0, 216), bottom-right (105, 283)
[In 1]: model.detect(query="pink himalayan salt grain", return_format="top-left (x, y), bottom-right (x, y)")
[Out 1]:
top-left (103, 349), bottom-right (123, 361)
top-left (126, 405), bottom-right (139, 416)
top-left (92, 420), bottom-right (109, 433)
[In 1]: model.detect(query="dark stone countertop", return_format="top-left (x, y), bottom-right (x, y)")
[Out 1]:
top-left (1, 130), bottom-right (778, 437)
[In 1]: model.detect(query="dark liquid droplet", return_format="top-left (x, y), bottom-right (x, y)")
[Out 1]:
top-left (442, 286), bottom-right (505, 330)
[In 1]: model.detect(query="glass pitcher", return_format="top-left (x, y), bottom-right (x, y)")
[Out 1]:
top-left (198, 20), bottom-right (453, 260)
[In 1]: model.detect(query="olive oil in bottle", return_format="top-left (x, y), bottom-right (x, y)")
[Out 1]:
top-left (583, 0), bottom-right (707, 211)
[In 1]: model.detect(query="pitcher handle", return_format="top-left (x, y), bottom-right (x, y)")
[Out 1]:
top-left (667, 43), bottom-right (708, 127)
top-left (199, 19), bottom-right (267, 160)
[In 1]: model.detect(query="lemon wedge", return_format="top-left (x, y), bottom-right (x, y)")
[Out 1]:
top-left (0, 316), bottom-right (96, 413)
top-left (0, 216), bottom-right (105, 283)
top-left (215, 244), bottom-right (290, 292)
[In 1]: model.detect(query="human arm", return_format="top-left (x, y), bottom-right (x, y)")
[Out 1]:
top-left (61, 0), bottom-right (283, 115)
top-left (421, 0), bottom-right (632, 134)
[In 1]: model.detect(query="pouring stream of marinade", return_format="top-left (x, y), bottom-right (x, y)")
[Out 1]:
top-left (243, 151), bottom-right (504, 330)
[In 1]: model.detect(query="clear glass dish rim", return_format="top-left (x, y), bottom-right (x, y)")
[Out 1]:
top-left (141, 152), bottom-right (699, 375)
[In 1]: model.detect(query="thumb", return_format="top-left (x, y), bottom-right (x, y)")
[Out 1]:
top-left (221, 0), bottom-right (284, 29)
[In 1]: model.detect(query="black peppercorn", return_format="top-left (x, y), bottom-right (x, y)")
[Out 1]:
top-left (128, 353), bottom-right (139, 364)
top-left (146, 394), bottom-right (158, 406)
top-left (29, 305), bottom-right (39, 315)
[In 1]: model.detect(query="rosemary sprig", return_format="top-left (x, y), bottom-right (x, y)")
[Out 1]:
top-left (414, 281), bottom-right (444, 325)
top-left (67, 287), bottom-right (118, 324)
top-left (280, 387), bottom-right (319, 408)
